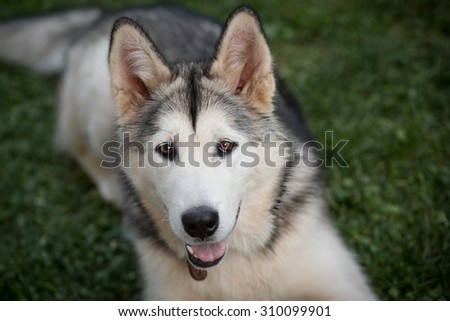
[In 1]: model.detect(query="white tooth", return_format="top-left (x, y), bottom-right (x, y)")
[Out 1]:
top-left (186, 244), bottom-right (194, 255)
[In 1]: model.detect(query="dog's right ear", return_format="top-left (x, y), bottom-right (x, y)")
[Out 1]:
top-left (109, 18), bottom-right (171, 119)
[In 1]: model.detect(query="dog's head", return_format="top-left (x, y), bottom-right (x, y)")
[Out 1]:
top-left (108, 7), bottom-right (277, 277)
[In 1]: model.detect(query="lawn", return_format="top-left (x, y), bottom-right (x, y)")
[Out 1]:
top-left (0, 0), bottom-right (448, 300)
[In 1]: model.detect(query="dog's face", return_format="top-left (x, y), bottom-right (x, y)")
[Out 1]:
top-left (109, 8), bottom-right (275, 274)
top-left (145, 80), bottom-right (252, 269)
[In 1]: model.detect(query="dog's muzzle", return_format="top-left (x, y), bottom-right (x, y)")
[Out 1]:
top-left (181, 206), bottom-right (228, 281)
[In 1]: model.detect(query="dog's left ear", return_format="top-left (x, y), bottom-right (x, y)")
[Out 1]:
top-left (210, 7), bottom-right (275, 113)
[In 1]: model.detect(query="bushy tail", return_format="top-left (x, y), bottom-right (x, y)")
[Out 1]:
top-left (0, 9), bottom-right (101, 74)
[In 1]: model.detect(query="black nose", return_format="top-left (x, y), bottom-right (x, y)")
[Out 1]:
top-left (182, 206), bottom-right (219, 240)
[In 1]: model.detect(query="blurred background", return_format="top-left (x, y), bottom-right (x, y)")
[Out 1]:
top-left (0, 0), bottom-right (448, 300)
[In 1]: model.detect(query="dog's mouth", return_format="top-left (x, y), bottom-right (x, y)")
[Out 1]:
top-left (185, 240), bottom-right (228, 281)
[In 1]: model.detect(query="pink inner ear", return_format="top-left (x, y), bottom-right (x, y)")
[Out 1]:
top-left (129, 74), bottom-right (148, 99)
top-left (234, 60), bottom-right (254, 95)
top-left (235, 79), bottom-right (244, 94)
top-left (120, 46), bottom-right (149, 100)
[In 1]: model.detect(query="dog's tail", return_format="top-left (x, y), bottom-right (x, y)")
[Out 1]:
top-left (0, 9), bottom-right (101, 74)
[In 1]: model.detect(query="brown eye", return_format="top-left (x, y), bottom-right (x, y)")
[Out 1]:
top-left (156, 142), bottom-right (176, 160)
top-left (217, 140), bottom-right (237, 157)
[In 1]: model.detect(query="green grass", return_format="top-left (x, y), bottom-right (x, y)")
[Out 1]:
top-left (0, 0), bottom-right (448, 300)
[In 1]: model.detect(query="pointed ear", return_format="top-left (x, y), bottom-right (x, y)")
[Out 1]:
top-left (108, 17), bottom-right (171, 118)
top-left (210, 7), bottom-right (275, 113)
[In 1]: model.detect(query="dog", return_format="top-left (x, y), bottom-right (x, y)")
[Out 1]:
top-left (0, 5), bottom-right (376, 300)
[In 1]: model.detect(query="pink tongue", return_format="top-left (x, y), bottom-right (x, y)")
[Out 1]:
top-left (191, 241), bottom-right (227, 262)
